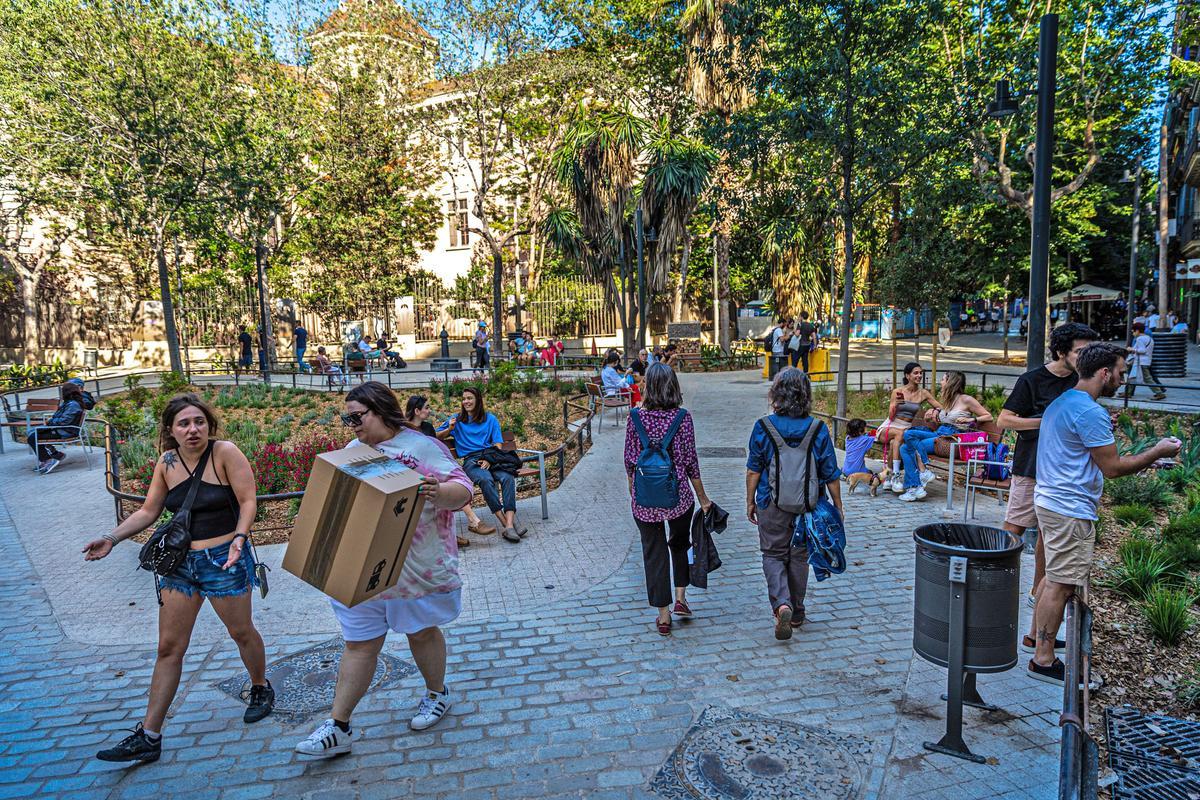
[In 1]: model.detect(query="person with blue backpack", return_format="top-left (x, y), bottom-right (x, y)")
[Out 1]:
top-left (745, 368), bottom-right (843, 641)
top-left (624, 363), bottom-right (713, 637)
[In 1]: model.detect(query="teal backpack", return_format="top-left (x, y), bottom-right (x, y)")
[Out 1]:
top-left (630, 409), bottom-right (686, 509)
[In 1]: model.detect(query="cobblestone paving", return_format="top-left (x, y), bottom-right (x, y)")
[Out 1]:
top-left (0, 371), bottom-right (1060, 799)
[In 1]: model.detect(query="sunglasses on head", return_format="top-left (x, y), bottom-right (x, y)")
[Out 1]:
top-left (340, 411), bottom-right (367, 427)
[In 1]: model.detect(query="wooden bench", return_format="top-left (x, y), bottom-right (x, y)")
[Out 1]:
top-left (869, 418), bottom-right (1005, 511)
top-left (0, 397), bottom-right (59, 452)
top-left (448, 433), bottom-right (549, 520)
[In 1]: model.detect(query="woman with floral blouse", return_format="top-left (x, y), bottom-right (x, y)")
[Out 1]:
top-left (624, 363), bottom-right (713, 636)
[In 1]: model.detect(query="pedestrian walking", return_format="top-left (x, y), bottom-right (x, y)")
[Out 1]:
top-left (295, 382), bottom-right (473, 756)
top-left (1028, 343), bottom-right (1180, 685)
top-left (472, 321), bottom-right (490, 372)
top-left (237, 324), bottom-right (253, 369)
top-left (997, 322), bottom-right (1097, 643)
top-left (1126, 322), bottom-right (1167, 401)
top-left (294, 323), bottom-right (310, 372)
top-left (745, 367), bottom-right (842, 640)
top-left (84, 393), bottom-right (272, 763)
top-left (624, 362), bottom-right (713, 636)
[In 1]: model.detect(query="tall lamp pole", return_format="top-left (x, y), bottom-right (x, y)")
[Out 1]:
top-left (987, 13), bottom-right (1058, 367)
top-left (254, 240), bottom-right (272, 384)
top-left (635, 208), bottom-right (646, 352)
top-left (1122, 166), bottom-right (1143, 344)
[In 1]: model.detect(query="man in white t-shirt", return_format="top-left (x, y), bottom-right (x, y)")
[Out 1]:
top-left (1172, 320), bottom-right (1190, 335)
top-left (1126, 321), bottom-right (1166, 400)
top-left (1028, 342), bottom-right (1180, 685)
top-left (1147, 308), bottom-right (1161, 330)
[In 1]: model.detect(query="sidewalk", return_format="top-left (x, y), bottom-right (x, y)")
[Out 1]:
top-left (0, 370), bottom-right (1060, 800)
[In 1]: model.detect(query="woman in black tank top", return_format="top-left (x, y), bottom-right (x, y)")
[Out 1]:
top-left (83, 393), bottom-right (274, 762)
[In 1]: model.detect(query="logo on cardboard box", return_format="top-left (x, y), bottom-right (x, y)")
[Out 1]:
top-left (366, 559), bottom-right (387, 591)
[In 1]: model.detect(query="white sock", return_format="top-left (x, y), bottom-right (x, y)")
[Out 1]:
top-left (892, 460), bottom-right (901, 474)
top-left (142, 728), bottom-right (161, 740)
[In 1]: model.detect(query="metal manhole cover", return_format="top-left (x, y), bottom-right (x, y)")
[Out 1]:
top-left (649, 707), bottom-right (870, 800)
top-left (216, 637), bottom-right (416, 723)
top-left (697, 447), bottom-right (746, 459)
top-left (1107, 706), bottom-right (1200, 770)
top-left (1109, 754), bottom-right (1200, 800)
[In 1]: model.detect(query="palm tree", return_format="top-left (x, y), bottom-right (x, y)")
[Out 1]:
top-left (680, 0), bottom-right (753, 350)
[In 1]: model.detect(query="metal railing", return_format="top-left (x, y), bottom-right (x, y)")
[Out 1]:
top-left (1059, 595), bottom-right (1099, 800)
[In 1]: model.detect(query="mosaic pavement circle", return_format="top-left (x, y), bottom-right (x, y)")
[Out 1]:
top-left (650, 707), bottom-right (870, 800)
top-left (216, 636), bottom-right (416, 722)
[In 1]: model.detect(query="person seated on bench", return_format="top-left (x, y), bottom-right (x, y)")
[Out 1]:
top-left (897, 370), bottom-right (992, 502)
top-left (437, 387), bottom-right (525, 544)
top-left (540, 337), bottom-right (564, 367)
top-left (375, 333), bottom-right (405, 369)
top-left (29, 381), bottom-right (86, 474)
top-left (405, 396), bottom-right (473, 549)
top-left (314, 347), bottom-right (348, 385)
top-left (602, 350), bottom-right (638, 406)
top-left (66, 377), bottom-right (96, 410)
top-left (879, 361), bottom-right (941, 493)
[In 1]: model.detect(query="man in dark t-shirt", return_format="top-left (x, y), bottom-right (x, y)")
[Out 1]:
top-left (998, 322), bottom-right (1097, 648)
top-left (237, 325), bottom-right (253, 369)
top-left (793, 311), bottom-right (817, 373)
top-left (294, 324), bottom-right (309, 372)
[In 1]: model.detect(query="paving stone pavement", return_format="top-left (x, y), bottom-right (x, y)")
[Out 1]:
top-left (0, 370), bottom-right (1061, 799)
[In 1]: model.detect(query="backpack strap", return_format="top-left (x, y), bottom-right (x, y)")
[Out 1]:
top-left (800, 420), bottom-right (824, 511)
top-left (759, 416), bottom-right (790, 507)
top-left (630, 409), bottom-right (651, 450)
top-left (659, 409), bottom-right (687, 452)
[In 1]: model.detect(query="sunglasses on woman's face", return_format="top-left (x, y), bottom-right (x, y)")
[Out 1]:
top-left (340, 411), bottom-right (367, 427)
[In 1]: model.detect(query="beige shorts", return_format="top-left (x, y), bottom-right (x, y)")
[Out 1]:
top-left (1035, 505), bottom-right (1096, 586)
top-left (1005, 475), bottom-right (1038, 528)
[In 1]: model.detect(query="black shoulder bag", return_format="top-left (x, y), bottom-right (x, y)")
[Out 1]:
top-left (139, 441), bottom-right (212, 603)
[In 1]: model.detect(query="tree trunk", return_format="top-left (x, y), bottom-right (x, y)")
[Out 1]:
top-left (715, 231), bottom-right (731, 350)
top-left (672, 234), bottom-right (692, 322)
top-left (17, 268), bottom-right (39, 366)
top-left (834, 2), bottom-right (855, 421)
top-left (156, 233), bottom-right (183, 374)
top-left (491, 248), bottom-right (504, 356)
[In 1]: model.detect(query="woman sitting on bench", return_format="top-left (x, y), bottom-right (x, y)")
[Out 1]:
top-left (879, 361), bottom-right (941, 493)
top-left (29, 381), bottom-right (86, 474)
top-left (897, 370), bottom-right (992, 502)
top-left (438, 387), bottom-right (525, 544)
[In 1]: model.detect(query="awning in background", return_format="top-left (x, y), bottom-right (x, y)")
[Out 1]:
top-left (1048, 283), bottom-right (1121, 304)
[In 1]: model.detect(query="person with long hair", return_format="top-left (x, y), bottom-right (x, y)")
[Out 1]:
top-left (438, 387), bottom-right (523, 543)
top-left (624, 363), bottom-right (712, 636)
top-left (878, 362), bottom-right (941, 493)
top-left (29, 380), bottom-right (88, 473)
top-left (83, 393), bottom-right (272, 763)
top-left (296, 382), bottom-right (473, 756)
top-left (406, 395), bottom-right (475, 548)
top-left (896, 371), bottom-right (993, 502)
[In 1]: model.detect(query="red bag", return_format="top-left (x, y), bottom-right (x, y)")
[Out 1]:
top-left (957, 431), bottom-right (989, 463)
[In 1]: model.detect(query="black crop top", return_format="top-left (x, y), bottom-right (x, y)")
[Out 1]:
top-left (164, 444), bottom-right (240, 542)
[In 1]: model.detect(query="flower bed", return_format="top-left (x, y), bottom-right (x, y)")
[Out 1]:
top-left (1087, 409), bottom-right (1200, 735)
top-left (102, 369), bottom-right (591, 544)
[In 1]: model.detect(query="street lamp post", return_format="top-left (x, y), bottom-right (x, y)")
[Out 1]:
top-left (1122, 166), bottom-right (1144, 345)
top-left (987, 13), bottom-right (1058, 368)
top-left (635, 208), bottom-right (646, 352)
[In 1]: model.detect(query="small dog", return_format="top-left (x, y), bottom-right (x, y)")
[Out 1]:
top-left (845, 471), bottom-right (882, 496)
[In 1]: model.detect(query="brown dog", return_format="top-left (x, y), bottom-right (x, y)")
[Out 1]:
top-left (845, 471), bottom-right (882, 496)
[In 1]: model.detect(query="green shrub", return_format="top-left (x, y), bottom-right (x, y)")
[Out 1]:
top-left (531, 419), bottom-right (558, 440)
top-left (1176, 669), bottom-right (1200, 708)
top-left (1105, 475), bottom-right (1172, 507)
top-left (1106, 540), bottom-right (1179, 600)
top-left (1112, 504), bottom-right (1155, 527)
top-left (506, 409), bottom-right (527, 438)
top-left (1187, 487), bottom-right (1200, 514)
top-left (1162, 535), bottom-right (1200, 570)
top-left (1162, 466), bottom-right (1200, 493)
top-left (1142, 585), bottom-right (1194, 645)
top-left (1164, 511), bottom-right (1200, 544)
top-left (157, 371), bottom-right (192, 397)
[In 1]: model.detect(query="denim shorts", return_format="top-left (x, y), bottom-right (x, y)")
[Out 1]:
top-left (159, 540), bottom-right (259, 599)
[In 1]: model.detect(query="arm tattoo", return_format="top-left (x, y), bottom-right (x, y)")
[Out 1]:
top-left (162, 452), bottom-right (177, 470)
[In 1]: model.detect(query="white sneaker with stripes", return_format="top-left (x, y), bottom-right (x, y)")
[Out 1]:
top-left (410, 688), bottom-right (453, 731)
top-left (295, 719), bottom-right (355, 757)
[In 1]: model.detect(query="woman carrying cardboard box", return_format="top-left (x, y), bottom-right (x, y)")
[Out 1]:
top-left (295, 381), bottom-right (473, 757)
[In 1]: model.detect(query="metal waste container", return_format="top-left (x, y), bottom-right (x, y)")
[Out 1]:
top-left (768, 353), bottom-right (788, 379)
top-left (1151, 331), bottom-right (1187, 378)
top-left (913, 523), bottom-right (1022, 673)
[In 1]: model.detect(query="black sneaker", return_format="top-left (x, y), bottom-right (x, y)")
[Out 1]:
top-left (1027, 657), bottom-right (1065, 686)
top-left (96, 724), bottom-right (161, 763)
top-left (244, 681), bottom-right (275, 724)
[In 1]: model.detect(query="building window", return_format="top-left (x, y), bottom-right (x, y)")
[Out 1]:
top-left (448, 198), bottom-right (469, 247)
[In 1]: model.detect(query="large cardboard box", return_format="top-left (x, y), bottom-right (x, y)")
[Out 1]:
top-left (283, 447), bottom-right (426, 607)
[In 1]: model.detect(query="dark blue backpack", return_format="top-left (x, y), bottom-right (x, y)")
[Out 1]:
top-left (630, 409), bottom-right (686, 509)
top-left (985, 441), bottom-right (1011, 481)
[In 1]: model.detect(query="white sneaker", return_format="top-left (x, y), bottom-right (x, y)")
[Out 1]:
top-left (410, 688), bottom-right (453, 731)
top-left (899, 487), bottom-right (927, 502)
top-left (919, 470), bottom-right (936, 486)
top-left (295, 718), bottom-right (355, 757)
top-left (889, 476), bottom-right (905, 493)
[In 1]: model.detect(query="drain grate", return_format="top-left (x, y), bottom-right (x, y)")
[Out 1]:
top-left (648, 706), bottom-right (871, 800)
top-left (697, 447), bottom-right (746, 459)
top-left (1107, 706), bottom-right (1200, 771)
top-left (216, 636), bottom-right (416, 724)
top-left (1109, 754), bottom-right (1200, 800)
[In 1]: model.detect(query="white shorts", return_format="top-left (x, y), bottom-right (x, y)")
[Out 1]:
top-left (330, 588), bottom-right (462, 641)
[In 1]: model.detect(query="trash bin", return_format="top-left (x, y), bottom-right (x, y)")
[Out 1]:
top-left (768, 353), bottom-right (788, 379)
top-left (913, 523), bottom-right (1022, 673)
top-left (1151, 331), bottom-right (1186, 379)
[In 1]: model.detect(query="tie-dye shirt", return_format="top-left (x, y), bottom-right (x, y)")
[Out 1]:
top-left (345, 428), bottom-right (472, 600)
